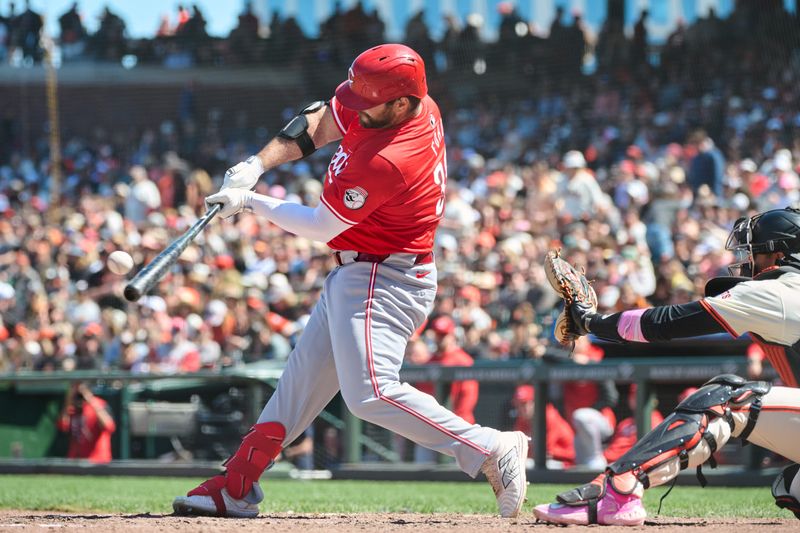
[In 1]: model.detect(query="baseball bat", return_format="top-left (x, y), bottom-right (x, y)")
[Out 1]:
top-left (124, 203), bottom-right (221, 302)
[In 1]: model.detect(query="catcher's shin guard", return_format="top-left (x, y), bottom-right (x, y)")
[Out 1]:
top-left (222, 422), bottom-right (286, 498)
top-left (606, 374), bottom-right (770, 489)
top-left (773, 463), bottom-right (800, 519)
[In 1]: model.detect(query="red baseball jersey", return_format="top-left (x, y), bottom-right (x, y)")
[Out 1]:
top-left (321, 95), bottom-right (447, 254)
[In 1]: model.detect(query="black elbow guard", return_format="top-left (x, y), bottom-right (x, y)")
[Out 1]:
top-left (277, 100), bottom-right (328, 158)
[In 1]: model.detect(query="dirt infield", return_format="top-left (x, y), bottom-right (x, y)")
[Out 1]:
top-left (0, 511), bottom-right (796, 532)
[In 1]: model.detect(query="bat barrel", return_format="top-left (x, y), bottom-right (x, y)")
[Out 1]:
top-left (124, 204), bottom-right (221, 302)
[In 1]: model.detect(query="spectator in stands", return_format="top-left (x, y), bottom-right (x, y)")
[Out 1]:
top-left (0, 4), bottom-right (11, 63)
top-left (564, 11), bottom-right (587, 80)
top-left (595, 17), bottom-right (627, 73)
top-left (556, 150), bottom-right (612, 221)
top-left (602, 385), bottom-right (664, 464)
top-left (563, 337), bottom-right (619, 469)
top-left (230, 1), bottom-right (261, 63)
top-left (57, 382), bottom-right (116, 463)
top-left (548, 6), bottom-right (566, 46)
top-left (124, 165), bottom-right (161, 224)
top-left (91, 6), bottom-right (126, 61)
top-left (16, 0), bottom-right (41, 62)
top-left (401, 322), bottom-right (479, 464)
top-left (73, 322), bottom-right (103, 370)
top-left (511, 385), bottom-right (574, 468)
top-left (160, 316), bottom-right (203, 373)
top-left (687, 130), bottom-right (725, 198)
top-left (0, 282), bottom-right (13, 342)
top-left (425, 315), bottom-right (480, 425)
top-left (175, 5), bottom-right (191, 34)
top-left (747, 343), bottom-right (766, 381)
top-left (179, 4), bottom-right (209, 62)
top-left (404, 10), bottom-right (434, 70)
top-left (631, 9), bottom-right (649, 69)
top-left (282, 427), bottom-right (314, 470)
top-left (58, 2), bottom-right (86, 60)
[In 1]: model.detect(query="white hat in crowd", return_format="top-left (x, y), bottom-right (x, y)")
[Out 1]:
top-left (563, 150), bottom-right (586, 169)
top-left (206, 299), bottom-right (228, 327)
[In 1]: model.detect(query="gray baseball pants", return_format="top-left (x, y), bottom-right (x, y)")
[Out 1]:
top-left (256, 252), bottom-right (499, 476)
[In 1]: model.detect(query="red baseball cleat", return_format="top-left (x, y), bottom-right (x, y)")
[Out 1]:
top-left (173, 475), bottom-right (263, 518)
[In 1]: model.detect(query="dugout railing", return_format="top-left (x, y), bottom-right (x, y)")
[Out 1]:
top-left (0, 356), bottom-right (774, 478)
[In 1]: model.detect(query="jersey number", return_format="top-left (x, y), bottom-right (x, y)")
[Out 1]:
top-left (433, 158), bottom-right (447, 217)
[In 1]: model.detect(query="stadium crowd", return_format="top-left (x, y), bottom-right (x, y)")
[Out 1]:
top-left (0, 1), bottom-right (799, 377)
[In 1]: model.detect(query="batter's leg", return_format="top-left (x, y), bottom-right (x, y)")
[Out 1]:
top-left (174, 285), bottom-right (340, 517)
top-left (327, 260), bottom-right (528, 517)
top-left (256, 287), bottom-right (341, 442)
top-left (328, 262), bottom-right (496, 474)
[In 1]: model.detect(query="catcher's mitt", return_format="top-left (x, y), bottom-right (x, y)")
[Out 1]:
top-left (553, 310), bottom-right (576, 346)
top-left (544, 249), bottom-right (598, 345)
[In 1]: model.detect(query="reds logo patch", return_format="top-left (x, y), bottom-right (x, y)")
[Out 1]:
top-left (343, 187), bottom-right (368, 210)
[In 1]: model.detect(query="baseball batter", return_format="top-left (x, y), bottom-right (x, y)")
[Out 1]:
top-left (172, 44), bottom-right (528, 518)
top-left (535, 207), bottom-right (800, 525)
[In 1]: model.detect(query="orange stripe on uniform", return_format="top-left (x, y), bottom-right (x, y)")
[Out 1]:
top-left (699, 299), bottom-right (739, 338)
top-left (770, 345), bottom-right (798, 387)
top-left (760, 405), bottom-right (800, 413)
top-left (755, 339), bottom-right (799, 388)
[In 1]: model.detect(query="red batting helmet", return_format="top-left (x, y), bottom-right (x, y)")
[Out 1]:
top-left (335, 44), bottom-right (427, 111)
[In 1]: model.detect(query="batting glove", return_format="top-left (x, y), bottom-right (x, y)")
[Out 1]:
top-left (206, 189), bottom-right (254, 219)
top-left (222, 155), bottom-right (265, 190)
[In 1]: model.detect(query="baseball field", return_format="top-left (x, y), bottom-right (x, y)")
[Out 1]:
top-left (0, 475), bottom-right (796, 532)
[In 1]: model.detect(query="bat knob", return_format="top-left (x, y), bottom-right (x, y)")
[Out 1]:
top-left (124, 284), bottom-right (142, 302)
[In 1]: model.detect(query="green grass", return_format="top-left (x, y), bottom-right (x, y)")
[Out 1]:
top-left (0, 475), bottom-right (787, 518)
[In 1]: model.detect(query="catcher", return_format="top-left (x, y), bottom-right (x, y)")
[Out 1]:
top-left (535, 206), bottom-right (800, 525)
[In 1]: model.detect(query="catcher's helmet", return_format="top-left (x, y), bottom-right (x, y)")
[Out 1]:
top-left (335, 44), bottom-right (427, 111)
top-left (726, 207), bottom-right (800, 276)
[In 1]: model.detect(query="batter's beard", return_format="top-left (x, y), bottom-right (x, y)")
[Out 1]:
top-left (358, 113), bottom-right (393, 129)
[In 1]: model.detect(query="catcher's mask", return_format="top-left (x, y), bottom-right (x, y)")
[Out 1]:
top-left (726, 207), bottom-right (800, 277)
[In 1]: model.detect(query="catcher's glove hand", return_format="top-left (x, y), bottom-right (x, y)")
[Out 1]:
top-left (545, 249), bottom-right (598, 345)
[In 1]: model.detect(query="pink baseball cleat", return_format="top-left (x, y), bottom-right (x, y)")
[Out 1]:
top-left (533, 474), bottom-right (646, 526)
